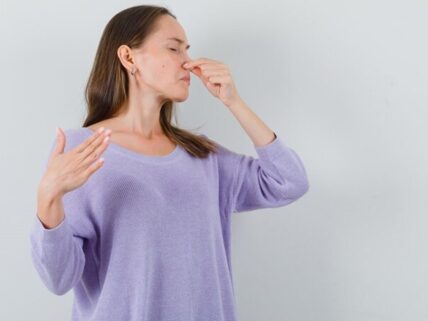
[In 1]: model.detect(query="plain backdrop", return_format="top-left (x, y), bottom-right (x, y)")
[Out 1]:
top-left (1, 0), bottom-right (427, 320)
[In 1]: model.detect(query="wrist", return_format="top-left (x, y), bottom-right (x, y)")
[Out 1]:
top-left (226, 96), bottom-right (245, 110)
top-left (37, 182), bottom-right (63, 206)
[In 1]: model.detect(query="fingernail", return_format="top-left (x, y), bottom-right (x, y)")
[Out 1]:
top-left (97, 126), bottom-right (105, 133)
top-left (184, 63), bottom-right (190, 68)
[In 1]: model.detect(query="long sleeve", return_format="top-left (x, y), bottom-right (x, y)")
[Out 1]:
top-left (29, 215), bottom-right (86, 295)
top-left (216, 133), bottom-right (309, 214)
top-left (29, 130), bottom-right (88, 295)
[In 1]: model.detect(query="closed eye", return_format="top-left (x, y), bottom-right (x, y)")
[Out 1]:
top-left (169, 48), bottom-right (178, 52)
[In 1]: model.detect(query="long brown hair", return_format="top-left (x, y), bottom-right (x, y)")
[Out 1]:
top-left (82, 5), bottom-right (218, 158)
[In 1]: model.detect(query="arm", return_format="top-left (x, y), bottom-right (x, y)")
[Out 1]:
top-left (29, 130), bottom-right (88, 295)
top-left (226, 97), bottom-right (279, 148)
top-left (216, 133), bottom-right (309, 214)
top-left (184, 57), bottom-right (309, 213)
top-left (217, 98), bottom-right (309, 214)
top-left (30, 195), bottom-right (86, 295)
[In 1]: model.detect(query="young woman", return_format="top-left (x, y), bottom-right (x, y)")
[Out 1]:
top-left (29, 5), bottom-right (309, 321)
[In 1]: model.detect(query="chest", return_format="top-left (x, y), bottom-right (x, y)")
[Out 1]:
top-left (111, 132), bottom-right (177, 156)
top-left (87, 123), bottom-right (177, 156)
top-left (87, 157), bottom-right (220, 234)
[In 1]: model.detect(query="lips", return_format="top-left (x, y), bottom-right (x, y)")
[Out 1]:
top-left (180, 73), bottom-right (190, 81)
top-left (180, 76), bottom-right (190, 85)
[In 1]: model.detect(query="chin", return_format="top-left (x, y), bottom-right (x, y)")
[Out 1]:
top-left (171, 91), bottom-right (190, 103)
top-left (173, 95), bottom-right (189, 103)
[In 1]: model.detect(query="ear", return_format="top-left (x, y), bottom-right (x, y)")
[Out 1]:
top-left (117, 44), bottom-right (137, 73)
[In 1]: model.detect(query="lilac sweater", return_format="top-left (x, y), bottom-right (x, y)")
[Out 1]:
top-left (29, 127), bottom-right (309, 321)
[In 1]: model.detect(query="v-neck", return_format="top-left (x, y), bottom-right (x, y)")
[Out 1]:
top-left (80, 127), bottom-right (184, 164)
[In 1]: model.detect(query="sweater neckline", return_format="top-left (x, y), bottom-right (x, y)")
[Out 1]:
top-left (80, 127), bottom-right (184, 164)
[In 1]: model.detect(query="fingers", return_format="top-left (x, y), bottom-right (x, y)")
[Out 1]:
top-left (71, 128), bottom-right (110, 173)
top-left (74, 127), bottom-right (107, 154)
top-left (199, 69), bottom-right (228, 78)
top-left (79, 132), bottom-right (110, 168)
top-left (78, 127), bottom-right (110, 159)
top-left (78, 135), bottom-right (109, 182)
top-left (43, 127), bottom-right (111, 196)
top-left (184, 58), bottom-right (220, 69)
top-left (55, 127), bottom-right (66, 152)
top-left (50, 127), bottom-right (66, 160)
top-left (83, 154), bottom-right (105, 177)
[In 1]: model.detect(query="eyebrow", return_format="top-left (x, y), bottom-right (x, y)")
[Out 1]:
top-left (167, 37), bottom-right (191, 50)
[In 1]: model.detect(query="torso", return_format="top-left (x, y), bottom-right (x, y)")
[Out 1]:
top-left (87, 119), bottom-right (177, 157)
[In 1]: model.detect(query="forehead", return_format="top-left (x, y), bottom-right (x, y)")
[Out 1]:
top-left (153, 15), bottom-right (189, 44)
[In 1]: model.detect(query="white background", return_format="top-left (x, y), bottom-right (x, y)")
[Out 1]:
top-left (1, 0), bottom-right (427, 320)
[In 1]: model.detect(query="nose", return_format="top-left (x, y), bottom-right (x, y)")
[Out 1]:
top-left (182, 55), bottom-right (192, 69)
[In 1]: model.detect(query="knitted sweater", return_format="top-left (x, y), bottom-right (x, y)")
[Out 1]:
top-left (29, 127), bottom-right (309, 321)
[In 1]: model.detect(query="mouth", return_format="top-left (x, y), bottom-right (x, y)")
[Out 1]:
top-left (181, 78), bottom-right (190, 84)
top-left (180, 73), bottom-right (190, 81)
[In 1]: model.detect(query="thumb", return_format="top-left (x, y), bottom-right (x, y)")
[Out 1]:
top-left (190, 67), bottom-right (202, 79)
top-left (52, 127), bottom-right (66, 156)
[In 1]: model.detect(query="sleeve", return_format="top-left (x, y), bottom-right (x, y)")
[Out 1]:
top-left (215, 133), bottom-right (310, 214)
top-left (29, 215), bottom-right (86, 296)
top-left (29, 129), bottom-right (88, 295)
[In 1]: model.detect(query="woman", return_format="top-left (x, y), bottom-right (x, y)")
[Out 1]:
top-left (29, 5), bottom-right (309, 321)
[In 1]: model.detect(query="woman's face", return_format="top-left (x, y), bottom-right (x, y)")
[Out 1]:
top-left (131, 15), bottom-right (192, 103)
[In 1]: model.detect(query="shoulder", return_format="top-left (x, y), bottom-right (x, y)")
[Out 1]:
top-left (63, 126), bottom-right (89, 137)
top-left (59, 127), bottom-right (91, 152)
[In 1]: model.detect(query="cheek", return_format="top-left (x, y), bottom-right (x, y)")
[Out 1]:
top-left (137, 51), bottom-right (180, 87)
top-left (144, 60), bottom-right (174, 85)
top-left (137, 51), bottom-right (166, 81)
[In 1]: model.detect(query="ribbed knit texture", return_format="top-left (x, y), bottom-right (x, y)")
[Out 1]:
top-left (29, 127), bottom-right (309, 321)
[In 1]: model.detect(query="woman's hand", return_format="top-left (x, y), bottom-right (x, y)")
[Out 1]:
top-left (37, 127), bottom-right (111, 201)
top-left (184, 58), bottom-right (242, 108)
